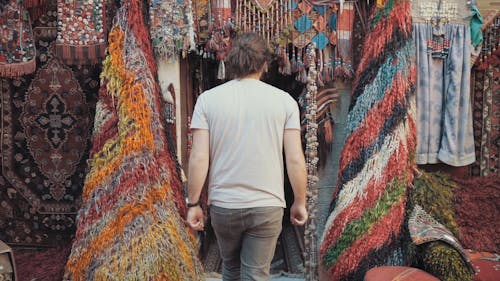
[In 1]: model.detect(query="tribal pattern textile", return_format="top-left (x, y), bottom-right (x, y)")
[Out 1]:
top-left (0, 0), bottom-right (36, 77)
top-left (0, 40), bottom-right (99, 247)
top-left (149, 0), bottom-right (196, 61)
top-left (64, 1), bottom-right (203, 279)
top-left (320, 0), bottom-right (416, 280)
top-left (55, 0), bottom-right (107, 65)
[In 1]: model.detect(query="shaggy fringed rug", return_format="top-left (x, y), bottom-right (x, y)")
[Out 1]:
top-left (453, 176), bottom-right (500, 253)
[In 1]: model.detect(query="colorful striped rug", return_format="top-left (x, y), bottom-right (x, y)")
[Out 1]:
top-left (319, 0), bottom-right (416, 280)
top-left (63, 1), bottom-right (204, 280)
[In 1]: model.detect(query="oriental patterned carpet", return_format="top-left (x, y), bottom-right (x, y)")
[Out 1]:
top-left (0, 41), bottom-right (99, 247)
top-left (470, 64), bottom-right (500, 177)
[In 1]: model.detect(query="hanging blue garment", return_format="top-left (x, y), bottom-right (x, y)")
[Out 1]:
top-left (412, 0), bottom-right (475, 166)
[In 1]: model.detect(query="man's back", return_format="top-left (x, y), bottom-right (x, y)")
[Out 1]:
top-left (191, 78), bottom-right (300, 208)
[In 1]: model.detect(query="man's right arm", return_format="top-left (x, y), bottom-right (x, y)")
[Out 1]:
top-left (284, 129), bottom-right (308, 226)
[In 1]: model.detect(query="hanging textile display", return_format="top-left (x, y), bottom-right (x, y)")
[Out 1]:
top-left (149, 0), bottom-right (196, 61)
top-left (63, 0), bottom-right (204, 279)
top-left (413, 0), bottom-right (475, 166)
top-left (0, 0), bottom-right (36, 77)
top-left (55, 0), bottom-right (107, 65)
top-left (204, 0), bottom-right (235, 79)
top-left (320, 0), bottom-right (416, 280)
top-left (235, 0), bottom-right (291, 46)
top-left (278, 0), bottom-right (355, 82)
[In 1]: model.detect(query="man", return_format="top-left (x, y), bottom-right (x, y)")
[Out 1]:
top-left (186, 32), bottom-right (308, 281)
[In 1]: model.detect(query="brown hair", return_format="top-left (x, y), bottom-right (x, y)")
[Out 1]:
top-left (225, 33), bottom-right (271, 79)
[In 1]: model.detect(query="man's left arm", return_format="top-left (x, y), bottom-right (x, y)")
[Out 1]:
top-left (186, 129), bottom-right (210, 231)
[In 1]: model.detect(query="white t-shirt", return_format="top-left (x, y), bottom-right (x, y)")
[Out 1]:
top-left (190, 78), bottom-right (300, 208)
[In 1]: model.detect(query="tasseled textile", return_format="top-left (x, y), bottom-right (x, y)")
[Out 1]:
top-left (63, 1), bottom-right (204, 280)
top-left (319, 1), bottom-right (416, 280)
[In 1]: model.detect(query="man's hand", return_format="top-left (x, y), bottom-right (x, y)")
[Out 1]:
top-left (187, 206), bottom-right (205, 231)
top-left (290, 202), bottom-right (308, 226)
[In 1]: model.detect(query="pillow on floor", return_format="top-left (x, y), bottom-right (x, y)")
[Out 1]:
top-left (364, 266), bottom-right (439, 281)
top-left (466, 249), bottom-right (500, 281)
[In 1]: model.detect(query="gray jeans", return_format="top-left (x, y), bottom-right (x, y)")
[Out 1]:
top-left (210, 205), bottom-right (283, 281)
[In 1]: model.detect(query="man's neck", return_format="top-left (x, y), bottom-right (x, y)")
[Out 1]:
top-left (242, 71), bottom-right (263, 80)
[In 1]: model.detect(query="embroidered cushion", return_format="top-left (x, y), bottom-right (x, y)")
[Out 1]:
top-left (364, 266), bottom-right (439, 281)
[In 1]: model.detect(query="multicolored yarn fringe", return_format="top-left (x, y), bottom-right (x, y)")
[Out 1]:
top-left (0, 0), bottom-right (36, 77)
top-left (55, 0), bottom-right (107, 65)
top-left (319, 0), bottom-right (416, 280)
top-left (64, 1), bottom-right (203, 280)
top-left (149, 0), bottom-right (196, 61)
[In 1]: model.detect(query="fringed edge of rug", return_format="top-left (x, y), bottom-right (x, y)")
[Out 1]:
top-left (0, 59), bottom-right (36, 78)
top-left (55, 43), bottom-right (107, 66)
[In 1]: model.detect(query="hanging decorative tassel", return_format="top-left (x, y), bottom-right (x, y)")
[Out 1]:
top-left (217, 59), bottom-right (226, 80)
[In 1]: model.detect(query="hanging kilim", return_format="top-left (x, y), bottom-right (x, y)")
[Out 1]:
top-left (63, 0), bottom-right (204, 279)
top-left (149, 0), bottom-right (196, 61)
top-left (55, 0), bottom-right (106, 65)
top-left (319, 0), bottom-right (416, 280)
top-left (0, 0), bottom-right (36, 77)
